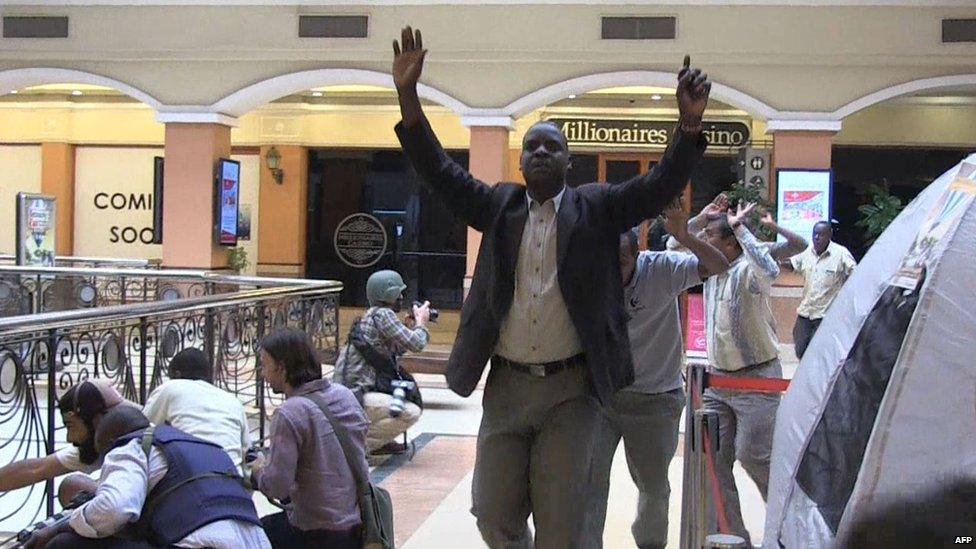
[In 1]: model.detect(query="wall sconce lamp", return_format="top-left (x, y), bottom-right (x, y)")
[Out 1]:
top-left (266, 146), bottom-right (284, 185)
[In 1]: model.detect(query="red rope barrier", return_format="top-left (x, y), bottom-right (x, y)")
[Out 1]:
top-left (704, 373), bottom-right (790, 393)
top-left (688, 367), bottom-right (789, 538)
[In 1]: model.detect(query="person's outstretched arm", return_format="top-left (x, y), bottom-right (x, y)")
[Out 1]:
top-left (393, 26), bottom-right (494, 232)
top-left (605, 56), bottom-right (709, 233)
top-left (759, 210), bottom-right (808, 262)
top-left (662, 204), bottom-right (729, 278)
top-left (0, 454), bottom-right (70, 492)
top-left (728, 202), bottom-right (780, 282)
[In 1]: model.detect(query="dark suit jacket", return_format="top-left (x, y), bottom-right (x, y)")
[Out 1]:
top-left (395, 118), bottom-right (706, 404)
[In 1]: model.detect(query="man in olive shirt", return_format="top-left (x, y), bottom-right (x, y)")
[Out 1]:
top-left (790, 221), bottom-right (857, 359)
top-left (392, 26), bottom-right (711, 549)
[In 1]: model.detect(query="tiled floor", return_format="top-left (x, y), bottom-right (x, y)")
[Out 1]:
top-left (358, 386), bottom-right (770, 549)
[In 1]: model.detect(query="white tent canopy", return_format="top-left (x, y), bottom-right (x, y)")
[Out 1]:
top-left (764, 153), bottom-right (976, 547)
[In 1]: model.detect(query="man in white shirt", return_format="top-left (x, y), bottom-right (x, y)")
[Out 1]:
top-left (142, 348), bottom-right (252, 474)
top-left (30, 406), bottom-right (270, 549)
top-left (0, 379), bottom-right (136, 501)
top-left (788, 221), bottom-right (857, 359)
top-left (583, 204), bottom-right (730, 549)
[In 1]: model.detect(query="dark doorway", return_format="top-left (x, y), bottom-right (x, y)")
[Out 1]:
top-left (306, 149), bottom-right (468, 309)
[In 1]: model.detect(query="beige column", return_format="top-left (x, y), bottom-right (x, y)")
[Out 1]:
top-left (465, 124), bottom-right (511, 298)
top-left (257, 145), bottom-right (308, 277)
top-left (769, 123), bottom-right (838, 345)
top-left (161, 123), bottom-right (232, 269)
top-left (40, 143), bottom-right (75, 255)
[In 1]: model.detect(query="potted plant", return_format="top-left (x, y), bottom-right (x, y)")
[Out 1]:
top-left (227, 246), bottom-right (249, 274)
top-left (856, 183), bottom-right (904, 246)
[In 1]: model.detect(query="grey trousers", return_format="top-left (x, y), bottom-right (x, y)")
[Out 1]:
top-left (581, 388), bottom-right (684, 549)
top-left (701, 359), bottom-right (782, 546)
top-left (472, 363), bottom-right (600, 549)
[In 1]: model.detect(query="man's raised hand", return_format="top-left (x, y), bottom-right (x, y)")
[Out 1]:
top-left (676, 55), bottom-right (711, 127)
top-left (727, 201), bottom-right (756, 229)
top-left (393, 26), bottom-right (427, 92)
top-left (662, 203), bottom-right (690, 238)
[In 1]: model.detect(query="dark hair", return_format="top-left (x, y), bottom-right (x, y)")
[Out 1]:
top-left (705, 213), bottom-right (735, 239)
top-left (814, 220), bottom-right (833, 232)
top-left (260, 328), bottom-right (322, 388)
top-left (95, 406), bottom-right (150, 455)
top-left (620, 229), bottom-right (639, 256)
top-left (169, 348), bottom-right (212, 382)
top-left (525, 120), bottom-right (568, 146)
top-left (60, 382), bottom-right (109, 424)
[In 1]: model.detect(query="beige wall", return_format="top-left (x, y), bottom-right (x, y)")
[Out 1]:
top-left (74, 147), bottom-right (163, 259)
top-left (73, 147), bottom-right (260, 264)
top-left (0, 146), bottom-right (43, 254)
top-left (0, 4), bottom-right (973, 114)
top-left (837, 102), bottom-right (976, 148)
top-left (0, 105), bottom-right (163, 145)
top-left (233, 153), bottom-right (260, 275)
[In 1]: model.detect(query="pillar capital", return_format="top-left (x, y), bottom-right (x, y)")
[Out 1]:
top-left (766, 119), bottom-right (841, 133)
top-left (156, 110), bottom-right (239, 127)
top-left (461, 115), bottom-right (514, 130)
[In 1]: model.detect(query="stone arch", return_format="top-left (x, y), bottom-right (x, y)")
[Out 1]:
top-left (0, 67), bottom-right (162, 109)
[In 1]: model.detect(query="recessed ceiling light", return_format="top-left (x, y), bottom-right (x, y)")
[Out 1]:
top-left (568, 94), bottom-right (577, 99)
top-left (311, 91), bottom-right (323, 97)
top-left (651, 94), bottom-right (662, 101)
top-left (71, 90), bottom-right (83, 96)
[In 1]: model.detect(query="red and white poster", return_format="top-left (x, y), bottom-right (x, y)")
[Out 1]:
top-left (776, 170), bottom-right (832, 243)
top-left (685, 292), bottom-right (707, 357)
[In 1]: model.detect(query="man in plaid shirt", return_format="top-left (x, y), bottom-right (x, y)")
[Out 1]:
top-left (333, 270), bottom-right (431, 454)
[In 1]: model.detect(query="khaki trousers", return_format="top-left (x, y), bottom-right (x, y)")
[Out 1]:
top-left (471, 364), bottom-right (600, 549)
top-left (363, 391), bottom-right (422, 452)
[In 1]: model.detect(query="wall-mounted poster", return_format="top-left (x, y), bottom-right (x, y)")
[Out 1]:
top-left (216, 158), bottom-right (240, 246)
top-left (16, 193), bottom-right (56, 266)
top-left (776, 169), bottom-right (832, 243)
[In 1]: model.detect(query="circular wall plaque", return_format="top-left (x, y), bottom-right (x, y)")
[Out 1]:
top-left (334, 213), bottom-right (388, 268)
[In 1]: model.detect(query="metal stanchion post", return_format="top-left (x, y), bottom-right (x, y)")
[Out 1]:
top-left (681, 363), bottom-right (707, 549)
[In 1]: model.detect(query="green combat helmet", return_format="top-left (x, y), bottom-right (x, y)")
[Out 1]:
top-left (366, 270), bottom-right (407, 306)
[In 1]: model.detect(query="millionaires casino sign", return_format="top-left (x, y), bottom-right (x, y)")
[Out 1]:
top-left (547, 118), bottom-right (751, 148)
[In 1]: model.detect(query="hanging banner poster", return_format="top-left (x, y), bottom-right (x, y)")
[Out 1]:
top-left (891, 162), bottom-right (976, 290)
top-left (16, 193), bottom-right (56, 266)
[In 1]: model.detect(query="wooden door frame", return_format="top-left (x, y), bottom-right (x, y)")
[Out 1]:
top-left (597, 151), bottom-right (695, 346)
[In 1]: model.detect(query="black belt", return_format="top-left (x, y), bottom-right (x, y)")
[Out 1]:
top-left (492, 354), bottom-right (585, 377)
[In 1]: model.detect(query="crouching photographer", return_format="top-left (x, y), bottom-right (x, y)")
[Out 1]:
top-left (333, 270), bottom-right (430, 455)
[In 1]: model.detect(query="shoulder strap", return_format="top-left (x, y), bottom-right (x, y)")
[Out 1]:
top-left (299, 393), bottom-right (370, 494)
top-left (140, 425), bottom-right (156, 458)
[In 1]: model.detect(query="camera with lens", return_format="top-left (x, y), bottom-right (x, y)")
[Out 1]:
top-left (15, 491), bottom-right (94, 547)
top-left (389, 379), bottom-right (417, 418)
top-left (412, 301), bottom-right (438, 322)
top-left (245, 444), bottom-right (266, 465)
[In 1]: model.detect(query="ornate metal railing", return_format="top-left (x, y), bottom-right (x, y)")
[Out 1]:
top-left (0, 265), bottom-right (231, 318)
top-left (0, 267), bottom-right (342, 535)
top-left (0, 255), bottom-right (159, 269)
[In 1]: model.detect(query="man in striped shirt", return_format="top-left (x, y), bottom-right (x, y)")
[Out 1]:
top-left (694, 199), bottom-right (806, 544)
